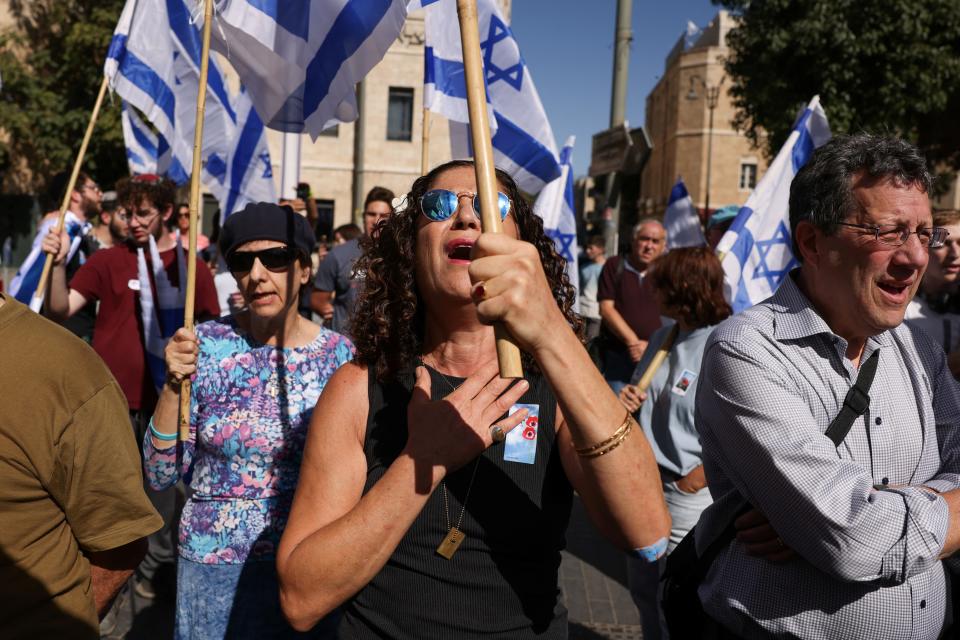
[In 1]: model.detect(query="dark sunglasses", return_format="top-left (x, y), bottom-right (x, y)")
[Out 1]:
top-left (419, 189), bottom-right (511, 223)
top-left (226, 247), bottom-right (300, 273)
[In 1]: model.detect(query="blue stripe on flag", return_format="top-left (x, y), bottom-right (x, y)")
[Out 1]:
top-left (667, 180), bottom-right (689, 206)
top-left (302, 0), bottom-right (394, 121)
top-left (791, 108), bottom-right (815, 174)
top-left (128, 114), bottom-right (158, 157)
top-left (127, 149), bottom-right (148, 168)
top-left (114, 47), bottom-right (177, 125)
top-left (225, 110), bottom-right (265, 217)
top-left (246, 0), bottom-right (311, 41)
top-left (107, 33), bottom-right (127, 63)
top-left (491, 113), bottom-right (562, 185)
top-left (424, 47), bottom-right (469, 99)
top-left (166, 0), bottom-right (236, 123)
top-left (13, 259), bottom-right (42, 304)
top-left (559, 144), bottom-right (573, 166)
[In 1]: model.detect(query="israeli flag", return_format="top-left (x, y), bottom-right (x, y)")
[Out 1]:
top-left (534, 136), bottom-right (579, 305)
top-left (717, 96), bottom-right (831, 312)
top-left (138, 234), bottom-right (186, 392)
top-left (9, 212), bottom-right (91, 313)
top-left (106, 0), bottom-right (275, 218)
top-left (121, 101), bottom-right (159, 175)
top-left (419, 0), bottom-right (561, 193)
top-left (204, 0), bottom-right (408, 139)
top-left (663, 178), bottom-right (705, 249)
top-left (215, 87), bottom-right (277, 221)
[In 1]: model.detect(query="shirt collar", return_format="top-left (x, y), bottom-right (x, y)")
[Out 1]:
top-left (771, 270), bottom-right (892, 347)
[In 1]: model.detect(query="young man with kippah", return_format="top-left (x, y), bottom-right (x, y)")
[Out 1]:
top-left (40, 175), bottom-right (220, 602)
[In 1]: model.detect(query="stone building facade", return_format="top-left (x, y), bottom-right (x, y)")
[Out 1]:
top-left (640, 11), bottom-right (768, 219)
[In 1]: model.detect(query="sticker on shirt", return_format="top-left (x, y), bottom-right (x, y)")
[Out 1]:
top-left (127, 278), bottom-right (141, 291)
top-left (671, 369), bottom-right (698, 396)
top-left (504, 403), bottom-right (539, 465)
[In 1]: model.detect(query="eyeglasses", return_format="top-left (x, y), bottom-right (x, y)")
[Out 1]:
top-left (419, 189), bottom-right (511, 223)
top-left (836, 222), bottom-right (949, 249)
top-left (80, 182), bottom-right (101, 193)
top-left (226, 247), bottom-right (300, 273)
top-left (129, 207), bottom-right (161, 224)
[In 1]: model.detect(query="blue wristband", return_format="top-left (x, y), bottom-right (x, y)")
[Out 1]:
top-left (149, 417), bottom-right (178, 442)
top-left (630, 537), bottom-right (668, 563)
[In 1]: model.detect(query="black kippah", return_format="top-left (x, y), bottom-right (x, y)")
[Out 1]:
top-left (219, 202), bottom-right (316, 258)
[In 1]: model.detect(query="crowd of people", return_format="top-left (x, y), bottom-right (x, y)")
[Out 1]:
top-left (4, 133), bottom-right (960, 640)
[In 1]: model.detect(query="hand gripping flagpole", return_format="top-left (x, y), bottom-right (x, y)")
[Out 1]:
top-left (179, 0), bottom-right (214, 440)
top-left (31, 75), bottom-right (109, 311)
top-left (456, 0), bottom-right (523, 379)
top-left (634, 324), bottom-right (679, 393)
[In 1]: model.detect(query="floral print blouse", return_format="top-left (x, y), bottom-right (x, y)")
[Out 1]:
top-left (143, 318), bottom-right (354, 564)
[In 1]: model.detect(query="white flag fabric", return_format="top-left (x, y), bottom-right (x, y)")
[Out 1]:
top-left (9, 212), bottom-right (91, 312)
top-left (204, 0), bottom-right (408, 139)
top-left (534, 136), bottom-right (579, 305)
top-left (121, 101), bottom-right (159, 175)
top-left (138, 234), bottom-right (186, 392)
top-left (418, 0), bottom-right (561, 193)
top-left (663, 178), bottom-right (706, 249)
top-left (106, 0), bottom-right (276, 219)
top-left (717, 96), bottom-right (831, 312)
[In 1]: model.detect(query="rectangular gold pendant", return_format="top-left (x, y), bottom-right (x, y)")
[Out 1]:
top-left (436, 526), bottom-right (466, 559)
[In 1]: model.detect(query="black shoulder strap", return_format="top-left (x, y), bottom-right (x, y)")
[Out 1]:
top-left (678, 347), bottom-right (882, 578)
top-left (823, 349), bottom-right (880, 446)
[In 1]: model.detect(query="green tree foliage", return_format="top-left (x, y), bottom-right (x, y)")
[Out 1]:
top-left (0, 1), bottom-right (126, 198)
top-left (716, 0), bottom-right (960, 173)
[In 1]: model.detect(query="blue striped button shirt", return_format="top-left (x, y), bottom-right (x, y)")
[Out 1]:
top-left (694, 273), bottom-right (960, 639)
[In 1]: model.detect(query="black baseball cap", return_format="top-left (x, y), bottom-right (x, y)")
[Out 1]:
top-left (219, 202), bottom-right (316, 258)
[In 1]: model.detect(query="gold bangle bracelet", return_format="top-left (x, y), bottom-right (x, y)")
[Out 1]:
top-left (579, 422), bottom-right (632, 459)
top-left (575, 411), bottom-right (632, 455)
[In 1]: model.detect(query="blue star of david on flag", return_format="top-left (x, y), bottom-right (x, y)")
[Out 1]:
top-left (546, 229), bottom-right (576, 262)
top-left (751, 220), bottom-right (798, 291)
top-left (480, 14), bottom-right (523, 90)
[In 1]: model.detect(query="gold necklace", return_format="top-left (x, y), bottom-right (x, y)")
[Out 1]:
top-left (427, 360), bottom-right (481, 560)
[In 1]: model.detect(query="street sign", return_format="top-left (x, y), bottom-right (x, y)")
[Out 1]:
top-left (589, 123), bottom-right (632, 177)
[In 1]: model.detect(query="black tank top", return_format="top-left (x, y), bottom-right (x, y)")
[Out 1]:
top-left (338, 366), bottom-right (574, 639)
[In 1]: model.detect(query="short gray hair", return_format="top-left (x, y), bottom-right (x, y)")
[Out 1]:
top-left (789, 134), bottom-right (932, 261)
top-left (632, 218), bottom-right (664, 238)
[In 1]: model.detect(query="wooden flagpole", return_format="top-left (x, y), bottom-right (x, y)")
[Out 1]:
top-left (421, 108), bottom-right (431, 175)
top-left (635, 324), bottom-right (679, 392)
top-left (455, 0), bottom-right (523, 379)
top-left (31, 75), bottom-right (109, 310)
top-left (179, 0), bottom-right (215, 440)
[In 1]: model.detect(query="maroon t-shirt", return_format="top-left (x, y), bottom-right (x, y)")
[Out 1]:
top-left (70, 243), bottom-right (220, 411)
top-left (596, 255), bottom-right (662, 348)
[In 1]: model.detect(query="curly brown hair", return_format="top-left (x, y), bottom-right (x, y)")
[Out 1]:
top-left (351, 159), bottom-right (582, 381)
top-left (649, 247), bottom-right (731, 328)
top-left (116, 174), bottom-right (177, 214)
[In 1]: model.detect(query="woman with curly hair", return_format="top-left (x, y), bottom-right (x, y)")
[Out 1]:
top-left (277, 160), bottom-right (670, 638)
top-left (616, 247), bottom-right (732, 640)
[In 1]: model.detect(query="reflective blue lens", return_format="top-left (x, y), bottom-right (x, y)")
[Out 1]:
top-left (419, 189), bottom-right (510, 222)
top-left (420, 189), bottom-right (460, 222)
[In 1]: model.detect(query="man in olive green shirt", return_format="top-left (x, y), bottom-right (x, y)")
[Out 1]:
top-left (0, 292), bottom-right (162, 638)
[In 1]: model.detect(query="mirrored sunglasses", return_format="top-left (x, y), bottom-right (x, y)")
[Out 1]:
top-left (226, 247), bottom-right (300, 273)
top-left (419, 189), bottom-right (511, 223)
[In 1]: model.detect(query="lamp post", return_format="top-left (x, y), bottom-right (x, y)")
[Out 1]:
top-left (686, 74), bottom-right (724, 215)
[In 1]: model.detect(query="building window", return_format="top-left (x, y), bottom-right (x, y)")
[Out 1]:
top-left (319, 124), bottom-right (339, 138)
top-left (387, 87), bottom-right (414, 141)
top-left (739, 162), bottom-right (757, 191)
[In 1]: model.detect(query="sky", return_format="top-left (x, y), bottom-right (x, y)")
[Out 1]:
top-left (510, 0), bottom-right (722, 178)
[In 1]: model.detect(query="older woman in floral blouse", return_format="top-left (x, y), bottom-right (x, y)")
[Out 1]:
top-left (144, 203), bottom-right (353, 639)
